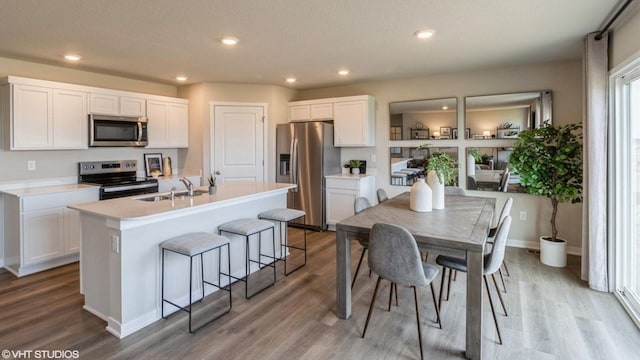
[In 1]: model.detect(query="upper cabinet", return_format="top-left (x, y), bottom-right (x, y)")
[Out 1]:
top-left (288, 95), bottom-right (375, 147)
top-left (146, 99), bottom-right (189, 148)
top-left (89, 93), bottom-right (146, 117)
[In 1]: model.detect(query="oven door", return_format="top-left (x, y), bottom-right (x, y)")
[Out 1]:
top-left (100, 181), bottom-right (158, 200)
top-left (89, 114), bottom-right (148, 147)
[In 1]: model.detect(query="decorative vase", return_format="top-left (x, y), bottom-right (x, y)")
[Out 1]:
top-left (467, 154), bottom-right (476, 177)
top-left (208, 186), bottom-right (217, 195)
top-left (410, 178), bottom-right (432, 212)
top-left (540, 236), bottom-right (567, 267)
top-left (352, 168), bottom-right (360, 175)
top-left (163, 157), bottom-right (172, 177)
top-left (342, 167), bottom-right (350, 175)
top-left (427, 170), bottom-right (445, 209)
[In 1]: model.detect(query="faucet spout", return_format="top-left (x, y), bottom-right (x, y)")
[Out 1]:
top-left (179, 177), bottom-right (194, 196)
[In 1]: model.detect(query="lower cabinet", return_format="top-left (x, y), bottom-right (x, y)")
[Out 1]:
top-left (2, 187), bottom-right (99, 276)
top-left (326, 175), bottom-right (375, 231)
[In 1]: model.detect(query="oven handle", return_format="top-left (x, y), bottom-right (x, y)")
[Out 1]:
top-left (103, 183), bottom-right (158, 193)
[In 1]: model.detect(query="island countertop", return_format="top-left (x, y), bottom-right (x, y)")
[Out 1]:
top-left (68, 182), bottom-right (296, 221)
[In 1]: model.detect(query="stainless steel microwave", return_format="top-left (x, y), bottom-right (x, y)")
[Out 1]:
top-left (89, 114), bottom-right (148, 147)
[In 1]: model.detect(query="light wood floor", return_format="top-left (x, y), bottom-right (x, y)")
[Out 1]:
top-left (1, 229), bottom-right (638, 359)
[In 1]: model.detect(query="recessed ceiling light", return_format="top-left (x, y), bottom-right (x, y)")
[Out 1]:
top-left (414, 29), bottom-right (435, 39)
top-left (176, 76), bottom-right (187, 82)
top-left (442, 106), bottom-right (448, 110)
top-left (64, 54), bottom-right (81, 61)
top-left (338, 69), bottom-right (350, 76)
top-left (220, 36), bottom-right (239, 46)
top-left (286, 78), bottom-right (296, 83)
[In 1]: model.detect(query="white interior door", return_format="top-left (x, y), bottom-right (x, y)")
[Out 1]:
top-left (212, 104), bottom-right (265, 183)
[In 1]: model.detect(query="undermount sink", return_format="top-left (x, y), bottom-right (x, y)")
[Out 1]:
top-left (136, 189), bottom-right (208, 202)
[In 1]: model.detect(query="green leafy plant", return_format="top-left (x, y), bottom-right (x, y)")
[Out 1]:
top-left (208, 174), bottom-right (217, 187)
top-left (349, 160), bottom-right (361, 168)
top-left (426, 153), bottom-right (457, 185)
top-left (509, 123), bottom-right (583, 241)
top-left (467, 148), bottom-right (482, 162)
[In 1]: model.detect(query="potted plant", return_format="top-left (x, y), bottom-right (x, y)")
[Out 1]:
top-left (467, 148), bottom-right (482, 177)
top-left (208, 174), bottom-right (217, 194)
top-left (349, 160), bottom-right (362, 175)
top-left (509, 123), bottom-right (583, 267)
top-left (425, 152), bottom-right (457, 209)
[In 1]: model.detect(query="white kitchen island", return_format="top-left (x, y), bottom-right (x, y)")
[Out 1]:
top-left (69, 182), bottom-right (295, 339)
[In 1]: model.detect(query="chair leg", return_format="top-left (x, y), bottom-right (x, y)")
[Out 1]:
top-left (492, 273), bottom-right (508, 316)
top-left (362, 276), bottom-right (382, 339)
top-left (446, 267), bottom-right (453, 301)
top-left (438, 268), bottom-right (446, 310)
top-left (503, 261), bottom-right (510, 276)
top-left (484, 276), bottom-right (503, 345)
top-left (388, 281), bottom-right (394, 311)
top-left (430, 283), bottom-right (442, 329)
top-left (453, 269), bottom-right (457, 281)
top-left (352, 247), bottom-right (367, 289)
top-left (413, 286), bottom-right (424, 360)
top-left (498, 268), bottom-right (507, 293)
top-left (394, 283), bottom-right (398, 306)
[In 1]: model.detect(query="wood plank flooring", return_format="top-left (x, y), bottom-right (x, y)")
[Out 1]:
top-left (1, 229), bottom-right (638, 359)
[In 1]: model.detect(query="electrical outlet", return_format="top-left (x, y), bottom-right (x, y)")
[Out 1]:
top-left (27, 160), bottom-right (36, 171)
top-left (520, 211), bottom-right (527, 221)
top-left (111, 235), bottom-right (120, 254)
top-left (371, 154), bottom-right (376, 163)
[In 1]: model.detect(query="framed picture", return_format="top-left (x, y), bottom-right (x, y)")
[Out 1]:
top-left (440, 126), bottom-right (451, 139)
top-left (465, 128), bottom-right (471, 139)
top-left (452, 128), bottom-right (458, 139)
top-left (144, 153), bottom-right (163, 177)
top-left (497, 127), bottom-right (520, 139)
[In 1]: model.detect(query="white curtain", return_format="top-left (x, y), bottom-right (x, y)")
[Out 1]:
top-left (581, 32), bottom-right (609, 291)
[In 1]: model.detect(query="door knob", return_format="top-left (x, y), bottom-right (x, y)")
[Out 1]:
top-left (215, 170), bottom-right (222, 175)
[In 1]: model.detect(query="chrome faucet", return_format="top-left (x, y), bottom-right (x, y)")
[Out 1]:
top-left (169, 186), bottom-right (177, 201)
top-left (179, 177), bottom-right (194, 196)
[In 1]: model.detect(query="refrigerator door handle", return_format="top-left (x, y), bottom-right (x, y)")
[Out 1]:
top-left (291, 138), bottom-right (299, 192)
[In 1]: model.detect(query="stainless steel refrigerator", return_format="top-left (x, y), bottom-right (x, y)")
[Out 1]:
top-left (276, 122), bottom-right (341, 230)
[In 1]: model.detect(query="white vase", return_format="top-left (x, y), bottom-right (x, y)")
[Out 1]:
top-left (410, 178), bottom-right (432, 212)
top-left (427, 170), bottom-right (445, 209)
top-left (540, 236), bottom-right (567, 267)
top-left (467, 154), bottom-right (476, 177)
top-left (352, 168), bottom-right (360, 175)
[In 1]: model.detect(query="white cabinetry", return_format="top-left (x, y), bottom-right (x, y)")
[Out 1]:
top-left (1, 187), bottom-right (99, 276)
top-left (333, 95), bottom-right (375, 147)
top-left (89, 93), bottom-right (146, 116)
top-left (325, 174), bottom-right (376, 231)
top-left (288, 101), bottom-right (333, 121)
top-left (2, 83), bottom-right (88, 150)
top-left (146, 100), bottom-right (189, 148)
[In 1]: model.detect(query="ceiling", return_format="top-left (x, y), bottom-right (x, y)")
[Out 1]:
top-left (0, 0), bottom-right (628, 90)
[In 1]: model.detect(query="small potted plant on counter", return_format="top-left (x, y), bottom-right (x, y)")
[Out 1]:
top-left (349, 160), bottom-right (362, 175)
top-left (208, 174), bottom-right (217, 194)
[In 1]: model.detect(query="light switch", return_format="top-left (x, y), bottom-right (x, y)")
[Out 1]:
top-left (27, 160), bottom-right (36, 171)
top-left (111, 235), bottom-right (120, 254)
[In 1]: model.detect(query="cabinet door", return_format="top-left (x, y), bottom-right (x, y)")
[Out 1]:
top-left (288, 105), bottom-right (311, 122)
top-left (120, 96), bottom-right (146, 116)
top-left (167, 102), bottom-right (189, 147)
top-left (64, 208), bottom-right (81, 254)
top-left (146, 101), bottom-right (168, 147)
top-left (310, 103), bottom-right (333, 120)
top-left (23, 209), bottom-right (64, 265)
top-left (326, 188), bottom-right (357, 227)
top-left (89, 93), bottom-right (119, 115)
top-left (12, 84), bottom-right (52, 149)
top-left (53, 89), bottom-right (88, 149)
top-left (334, 100), bottom-right (374, 147)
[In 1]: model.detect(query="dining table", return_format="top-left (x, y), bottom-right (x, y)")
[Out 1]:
top-left (335, 192), bottom-right (495, 360)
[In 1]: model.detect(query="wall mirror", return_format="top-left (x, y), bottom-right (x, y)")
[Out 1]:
top-left (390, 146), bottom-right (458, 186)
top-left (389, 98), bottom-right (458, 140)
top-left (466, 147), bottom-right (523, 193)
top-left (464, 91), bottom-right (552, 139)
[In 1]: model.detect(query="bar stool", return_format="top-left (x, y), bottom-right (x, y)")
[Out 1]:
top-left (219, 218), bottom-right (276, 299)
top-left (160, 232), bottom-right (232, 333)
top-left (258, 208), bottom-right (307, 275)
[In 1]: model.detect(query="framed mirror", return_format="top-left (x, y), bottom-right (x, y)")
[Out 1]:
top-left (389, 98), bottom-right (458, 140)
top-left (464, 91), bottom-right (552, 139)
top-left (390, 146), bottom-right (458, 186)
top-left (465, 147), bottom-right (523, 193)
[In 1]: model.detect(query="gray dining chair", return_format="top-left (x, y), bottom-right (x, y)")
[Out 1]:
top-left (362, 223), bottom-right (441, 360)
top-left (436, 215), bottom-right (512, 345)
top-left (444, 186), bottom-right (466, 196)
top-left (488, 197), bottom-right (513, 285)
top-left (499, 169), bottom-right (510, 192)
top-left (352, 197), bottom-right (372, 289)
top-left (376, 188), bottom-right (389, 203)
top-left (467, 176), bottom-right (478, 190)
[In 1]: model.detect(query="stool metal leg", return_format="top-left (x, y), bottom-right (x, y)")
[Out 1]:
top-left (283, 215), bottom-right (307, 276)
top-left (161, 249), bottom-right (166, 319)
top-left (188, 254), bottom-right (194, 333)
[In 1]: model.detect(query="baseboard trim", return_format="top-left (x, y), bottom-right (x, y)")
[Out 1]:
top-left (507, 238), bottom-right (582, 256)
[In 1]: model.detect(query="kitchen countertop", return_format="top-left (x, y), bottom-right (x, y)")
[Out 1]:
top-left (326, 173), bottom-right (374, 179)
top-left (69, 182), bottom-right (296, 221)
top-left (0, 183), bottom-right (99, 197)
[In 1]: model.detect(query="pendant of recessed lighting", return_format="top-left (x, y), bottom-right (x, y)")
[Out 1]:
top-left (64, 54), bottom-right (81, 61)
top-left (220, 36), bottom-right (239, 46)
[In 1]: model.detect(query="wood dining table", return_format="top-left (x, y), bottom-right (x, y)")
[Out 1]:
top-left (335, 192), bottom-right (495, 360)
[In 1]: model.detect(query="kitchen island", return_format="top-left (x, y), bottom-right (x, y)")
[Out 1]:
top-left (69, 182), bottom-right (295, 338)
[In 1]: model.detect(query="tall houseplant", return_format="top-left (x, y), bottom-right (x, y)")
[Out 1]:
top-left (509, 123), bottom-right (582, 244)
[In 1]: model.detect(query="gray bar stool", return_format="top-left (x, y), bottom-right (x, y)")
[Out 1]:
top-left (219, 218), bottom-right (276, 299)
top-left (258, 208), bottom-right (307, 275)
top-left (160, 232), bottom-right (232, 333)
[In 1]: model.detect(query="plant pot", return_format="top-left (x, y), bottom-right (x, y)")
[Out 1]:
top-left (410, 178), bottom-right (432, 212)
top-left (467, 154), bottom-right (476, 177)
top-left (540, 236), bottom-right (567, 267)
top-left (342, 167), bottom-right (350, 175)
top-left (351, 168), bottom-right (360, 175)
top-left (209, 186), bottom-right (217, 195)
top-left (426, 170), bottom-right (445, 209)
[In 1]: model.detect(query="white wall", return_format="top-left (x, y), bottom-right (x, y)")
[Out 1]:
top-left (611, 6), bottom-right (640, 69)
top-left (296, 60), bottom-right (584, 252)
